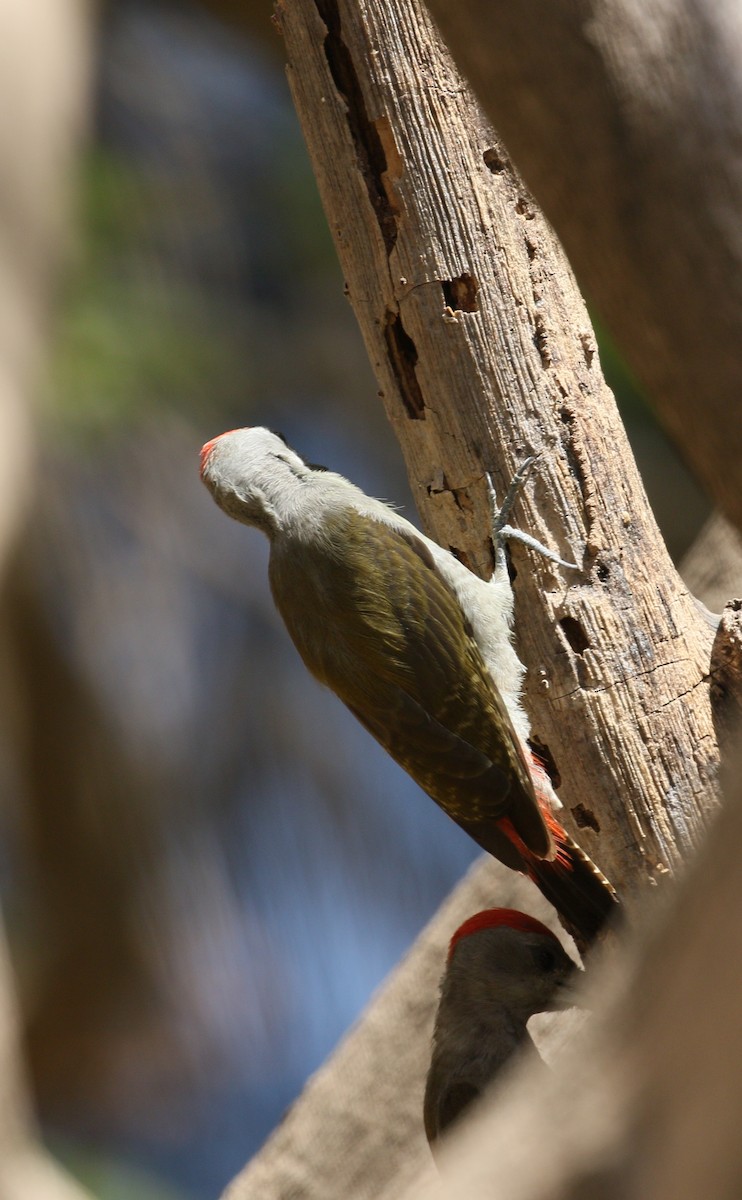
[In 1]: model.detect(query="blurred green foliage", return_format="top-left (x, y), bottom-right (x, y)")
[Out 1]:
top-left (47, 151), bottom-right (248, 437)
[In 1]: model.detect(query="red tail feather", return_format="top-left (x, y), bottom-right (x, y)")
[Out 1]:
top-left (497, 813), bottom-right (619, 951)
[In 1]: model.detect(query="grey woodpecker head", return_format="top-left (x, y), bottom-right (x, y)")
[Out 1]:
top-left (200, 426), bottom-right (321, 536)
top-left (200, 427), bottom-right (619, 951)
top-left (424, 907), bottom-right (580, 1149)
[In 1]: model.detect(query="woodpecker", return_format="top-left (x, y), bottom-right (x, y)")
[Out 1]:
top-left (200, 427), bottom-right (619, 947)
top-left (424, 907), bottom-right (580, 1149)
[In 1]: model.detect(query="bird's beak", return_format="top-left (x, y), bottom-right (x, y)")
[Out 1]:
top-left (550, 970), bottom-right (588, 1011)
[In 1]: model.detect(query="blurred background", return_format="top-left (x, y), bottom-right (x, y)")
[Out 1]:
top-left (0, 2), bottom-right (712, 1198)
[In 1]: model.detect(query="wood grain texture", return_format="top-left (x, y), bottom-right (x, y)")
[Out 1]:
top-left (275, 0), bottom-right (717, 894)
top-left (424, 0), bottom-right (742, 535)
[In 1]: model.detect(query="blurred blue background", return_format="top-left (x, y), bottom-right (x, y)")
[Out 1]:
top-left (4, 3), bottom-right (709, 1198)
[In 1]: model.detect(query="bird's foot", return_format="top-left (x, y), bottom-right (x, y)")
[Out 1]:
top-left (486, 457), bottom-right (579, 577)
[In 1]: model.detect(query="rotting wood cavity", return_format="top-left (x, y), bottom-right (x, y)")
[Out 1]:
top-left (483, 147), bottom-right (508, 173)
top-left (442, 273), bottom-right (479, 313)
top-left (452, 487), bottom-right (473, 514)
top-left (572, 803), bottom-right (601, 833)
top-left (426, 471), bottom-right (449, 497)
top-left (559, 616), bottom-right (590, 656)
top-left (384, 310), bottom-right (425, 419)
top-left (533, 313), bottom-right (550, 365)
top-left (315, 0), bottom-right (398, 253)
top-left (558, 405), bottom-right (590, 506)
top-left (580, 332), bottom-right (595, 367)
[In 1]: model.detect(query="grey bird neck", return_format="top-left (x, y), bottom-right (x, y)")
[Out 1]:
top-left (234, 454), bottom-right (391, 545)
top-left (433, 951), bottom-right (535, 1054)
top-left (425, 954), bottom-right (540, 1144)
top-left (212, 446), bottom-right (362, 542)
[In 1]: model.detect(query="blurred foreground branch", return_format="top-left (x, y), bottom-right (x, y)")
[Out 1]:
top-left (0, 916), bottom-right (92, 1200)
top-left (0, 1), bottom-right (93, 1196)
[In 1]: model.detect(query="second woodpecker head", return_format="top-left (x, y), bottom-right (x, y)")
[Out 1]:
top-left (444, 908), bottom-right (581, 1019)
top-left (424, 908), bottom-right (582, 1148)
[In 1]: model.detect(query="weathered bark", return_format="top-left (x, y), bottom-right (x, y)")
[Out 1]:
top-left (275, 0), bottom-right (716, 898)
top-left (423, 0), bottom-right (742, 536)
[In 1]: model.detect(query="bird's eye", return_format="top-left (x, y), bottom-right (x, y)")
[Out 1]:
top-left (531, 944), bottom-right (558, 973)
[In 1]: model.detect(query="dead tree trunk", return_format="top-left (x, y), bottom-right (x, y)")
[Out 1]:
top-left (424, 0), bottom-right (742, 536)
top-left (276, 0), bottom-right (716, 897)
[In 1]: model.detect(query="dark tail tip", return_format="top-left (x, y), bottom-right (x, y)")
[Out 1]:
top-left (526, 833), bottom-right (620, 952)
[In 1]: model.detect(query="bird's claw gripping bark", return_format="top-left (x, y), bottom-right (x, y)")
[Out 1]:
top-left (486, 458), bottom-right (579, 576)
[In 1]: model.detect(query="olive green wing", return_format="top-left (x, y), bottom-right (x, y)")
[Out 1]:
top-left (270, 508), bottom-right (550, 859)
